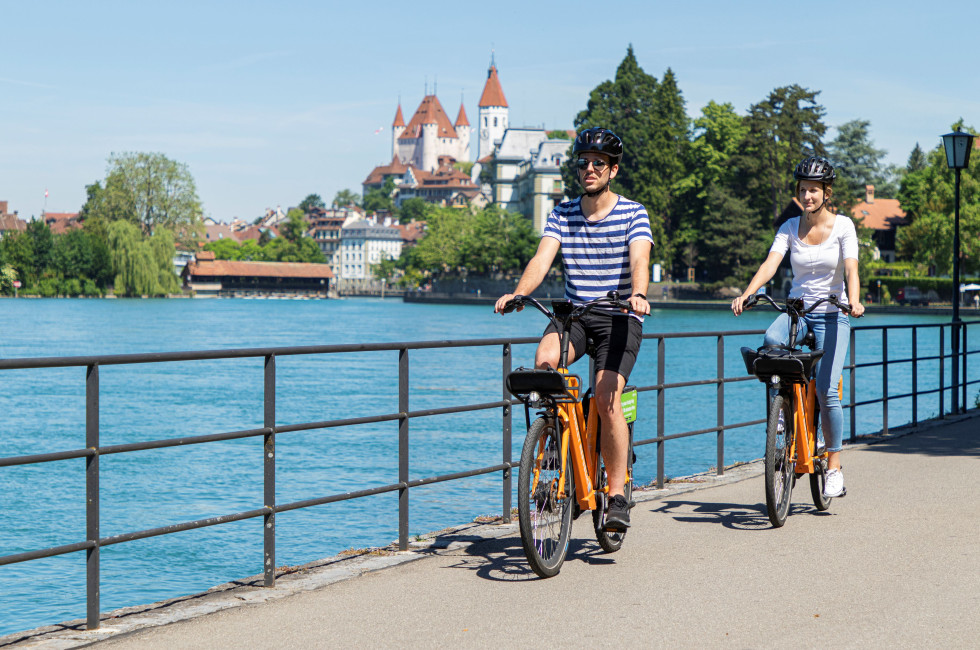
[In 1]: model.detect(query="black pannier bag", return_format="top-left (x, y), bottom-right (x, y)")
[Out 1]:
top-left (740, 346), bottom-right (825, 384)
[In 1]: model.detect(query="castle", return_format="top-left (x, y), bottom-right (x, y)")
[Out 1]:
top-left (390, 58), bottom-right (509, 171)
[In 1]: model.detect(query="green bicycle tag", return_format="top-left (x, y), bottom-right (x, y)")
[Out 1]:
top-left (621, 388), bottom-right (637, 423)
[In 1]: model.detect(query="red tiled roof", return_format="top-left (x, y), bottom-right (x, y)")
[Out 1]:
top-left (185, 259), bottom-right (333, 280)
top-left (399, 95), bottom-right (458, 140)
top-left (850, 198), bottom-right (907, 231)
top-left (396, 221), bottom-right (426, 243)
top-left (44, 212), bottom-right (82, 234)
top-left (393, 104), bottom-right (405, 127)
top-left (0, 214), bottom-right (28, 232)
top-left (455, 103), bottom-right (470, 127)
top-left (363, 155), bottom-right (410, 185)
top-left (478, 65), bottom-right (508, 108)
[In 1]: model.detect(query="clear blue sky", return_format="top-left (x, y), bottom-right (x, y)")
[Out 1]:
top-left (2, 0), bottom-right (978, 222)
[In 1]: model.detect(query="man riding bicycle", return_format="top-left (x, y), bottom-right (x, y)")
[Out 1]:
top-left (495, 127), bottom-right (653, 530)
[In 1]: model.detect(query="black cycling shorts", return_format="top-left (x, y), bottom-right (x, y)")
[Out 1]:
top-left (543, 311), bottom-right (643, 381)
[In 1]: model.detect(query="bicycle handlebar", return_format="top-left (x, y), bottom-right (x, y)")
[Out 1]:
top-left (501, 292), bottom-right (634, 323)
top-left (743, 293), bottom-right (853, 316)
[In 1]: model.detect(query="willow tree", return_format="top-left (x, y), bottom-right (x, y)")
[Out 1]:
top-left (107, 221), bottom-right (181, 296)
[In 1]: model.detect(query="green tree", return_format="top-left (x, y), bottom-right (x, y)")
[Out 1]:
top-left (298, 194), bottom-right (325, 213)
top-left (398, 197), bottom-right (430, 224)
top-left (281, 208), bottom-right (309, 243)
top-left (896, 127), bottom-right (980, 275)
top-left (906, 143), bottom-right (927, 173)
top-left (0, 231), bottom-right (35, 287)
top-left (732, 85), bottom-right (828, 225)
top-left (827, 119), bottom-right (897, 210)
top-left (86, 152), bottom-right (204, 247)
top-left (332, 189), bottom-right (361, 208)
top-left (107, 221), bottom-right (181, 296)
top-left (546, 130), bottom-right (571, 140)
top-left (26, 219), bottom-right (54, 283)
top-left (566, 46), bottom-right (690, 265)
top-left (673, 101), bottom-right (748, 276)
top-left (50, 228), bottom-right (113, 289)
top-left (362, 177), bottom-right (395, 213)
top-left (204, 237), bottom-right (243, 260)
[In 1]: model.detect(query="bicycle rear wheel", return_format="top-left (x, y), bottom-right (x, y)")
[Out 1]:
top-left (518, 416), bottom-right (575, 578)
top-left (593, 422), bottom-right (634, 553)
top-left (765, 393), bottom-right (795, 527)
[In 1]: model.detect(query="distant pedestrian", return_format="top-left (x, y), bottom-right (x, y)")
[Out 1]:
top-left (973, 293), bottom-right (979, 309)
top-left (731, 156), bottom-right (864, 499)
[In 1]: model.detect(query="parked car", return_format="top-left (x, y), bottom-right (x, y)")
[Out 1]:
top-left (896, 287), bottom-right (929, 306)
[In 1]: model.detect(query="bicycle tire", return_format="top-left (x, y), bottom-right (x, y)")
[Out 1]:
top-left (765, 393), bottom-right (795, 527)
top-left (592, 421), bottom-right (634, 553)
top-left (518, 416), bottom-right (575, 578)
top-left (809, 421), bottom-right (832, 511)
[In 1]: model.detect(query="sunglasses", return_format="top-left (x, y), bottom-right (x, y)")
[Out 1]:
top-left (576, 158), bottom-right (609, 172)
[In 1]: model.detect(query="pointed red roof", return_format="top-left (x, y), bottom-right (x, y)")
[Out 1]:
top-left (399, 94), bottom-right (458, 140)
top-left (455, 103), bottom-right (470, 127)
top-left (393, 104), bottom-right (405, 127)
top-left (478, 65), bottom-right (508, 108)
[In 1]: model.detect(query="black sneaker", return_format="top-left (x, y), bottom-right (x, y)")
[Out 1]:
top-left (604, 494), bottom-right (631, 531)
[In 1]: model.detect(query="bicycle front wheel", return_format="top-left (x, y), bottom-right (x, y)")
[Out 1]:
top-left (518, 416), bottom-right (575, 578)
top-left (765, 394), bottom-right (795, 527)
top-left (809, 422), bottom-right (832, 511)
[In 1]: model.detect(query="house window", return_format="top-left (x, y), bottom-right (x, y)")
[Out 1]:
top-left (494, 117), bottom-right (498, 127)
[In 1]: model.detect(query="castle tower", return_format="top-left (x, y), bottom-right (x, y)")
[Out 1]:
top-left (477, 57), bottom-right (509, 160)
top-left (421, 119), bottom-right (438, 172)
top-left (454, 101), bottom-right (471, 162)
top-left (392, 103), bottom-right (405, 160)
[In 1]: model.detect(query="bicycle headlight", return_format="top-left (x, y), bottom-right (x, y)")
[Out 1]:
top-left (770, 375), bottom-right (781, 385)
top-left (528, 391), bottom-right (541, 406)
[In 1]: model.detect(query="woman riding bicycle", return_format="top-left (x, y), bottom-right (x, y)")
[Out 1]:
top-left (731, 156), bottom-right (865, 498)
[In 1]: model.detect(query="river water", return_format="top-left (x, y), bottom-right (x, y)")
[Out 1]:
top-left (0, 297), bottom-right (974, 635)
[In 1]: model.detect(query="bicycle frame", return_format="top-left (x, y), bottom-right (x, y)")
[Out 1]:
top-left (506, 294), bottom-right (634, 513)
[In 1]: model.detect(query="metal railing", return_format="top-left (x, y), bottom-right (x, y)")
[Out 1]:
top-left (1, 318), bottom-right (977, 630)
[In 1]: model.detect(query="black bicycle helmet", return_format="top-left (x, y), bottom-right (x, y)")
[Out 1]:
top-left (572, 127), bottom-right (623, 166)
top-left (794, 156), bottom-right (836, 184)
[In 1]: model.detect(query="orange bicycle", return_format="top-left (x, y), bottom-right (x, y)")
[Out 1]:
top-left (502, 293), bottom-right (638, 577)
top-left (740, 294), bottom-right (852, 527)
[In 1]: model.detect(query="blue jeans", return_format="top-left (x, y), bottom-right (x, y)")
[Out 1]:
top-left (764, 311), bottom-right (850, 452)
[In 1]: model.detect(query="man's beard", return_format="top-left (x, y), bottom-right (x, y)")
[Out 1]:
top-left (583, 180), bottom-right (610, 198)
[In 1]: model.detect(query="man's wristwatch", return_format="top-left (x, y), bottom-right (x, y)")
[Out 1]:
top-left (633, 293), bottom-right (646, 300)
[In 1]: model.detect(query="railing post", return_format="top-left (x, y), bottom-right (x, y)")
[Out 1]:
top-left (86, 363), bottom-right (100, 630)
top-left (398, 348), bottom-right (409, 551)
top-left (882, 329), bottom-right (889, 436)
top-left (962, 324), bottom-right (968, 412)
top-left (940, 326), bottom-right (945, 417)
top-left (849, 327), bottom-right (856, 443)
top-left (657, 337), bottom-right (665, 489)
top-left (263, 354), bottom-right (276, 587)
top-left (912, 327), bottom-right (918, 426)
top-left (502, 343), bottom-right (512, 523)
top-left (716, 335), bottom-right (724, 476)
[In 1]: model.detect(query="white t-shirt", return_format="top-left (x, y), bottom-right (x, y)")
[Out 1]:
top-left (770, 214), bottom-right (859, 314)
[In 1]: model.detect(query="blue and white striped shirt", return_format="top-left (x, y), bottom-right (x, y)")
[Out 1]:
top-left (543, 195), bottom-right (654, 316)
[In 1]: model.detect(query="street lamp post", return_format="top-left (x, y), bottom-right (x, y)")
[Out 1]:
top-left (941, 130), bottom-right (975, 414)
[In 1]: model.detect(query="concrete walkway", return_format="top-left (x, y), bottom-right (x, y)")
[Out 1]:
top-left (7, 413), bottom-right (979, 648)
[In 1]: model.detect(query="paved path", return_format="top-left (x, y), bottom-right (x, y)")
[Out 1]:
top-left (8, 414), bottom-right (979, 648)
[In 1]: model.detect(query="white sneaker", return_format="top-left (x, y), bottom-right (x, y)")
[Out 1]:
top-left (823, 468), bottom-right (845, 498)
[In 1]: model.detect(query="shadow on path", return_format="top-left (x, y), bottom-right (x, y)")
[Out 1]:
top-left (435, 531), bottom-right (624, 582)
top-left (650, 499), bottom-right (830, 530)
top-left (855, 412), bottom-right (979, 458)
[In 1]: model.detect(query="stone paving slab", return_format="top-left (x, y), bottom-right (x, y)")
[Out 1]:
top-left (3, 412), bottom-right (978, 648)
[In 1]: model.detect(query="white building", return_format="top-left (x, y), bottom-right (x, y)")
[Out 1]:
top-left (339, 219), bottom-right (403, 285)
top-left (392, 95), bottom-right (470, 173)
